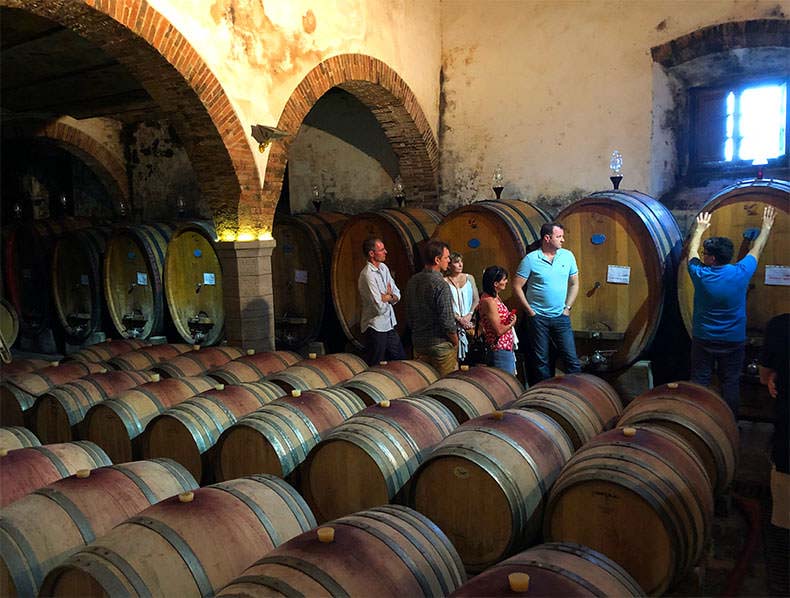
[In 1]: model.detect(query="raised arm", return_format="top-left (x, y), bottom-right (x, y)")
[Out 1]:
top-left (747, 205), bottom-right (776, 262)
top-left (687, 212), bottom-right (712, 262)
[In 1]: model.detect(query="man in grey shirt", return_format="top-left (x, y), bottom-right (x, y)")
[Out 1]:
top-left (406, 239), bottom-right (458, 376)
top-left (358, 237), bottom-right (406, 365)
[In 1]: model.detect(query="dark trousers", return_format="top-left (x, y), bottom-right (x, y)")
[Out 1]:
top-left (364, 328), bottom-right (406, 366)
top-left (690, 337), bottom-right (745, 414)
top-left (526, 313), bottom-right (581, 385)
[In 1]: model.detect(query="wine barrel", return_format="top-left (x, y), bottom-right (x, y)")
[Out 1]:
top-left (0, 357), bottom-right (49, 377)
top-left (677, 179), bottom-right (790, 340)
top-left (66, 338), bottom-right (148, 364)
top-left (40, 475), bottom-right (316, 598)
top-left (0, 440), bottom-right (112, 507)
top-left (4, 218), bottom-right (89, 337)
top-left (142, 382), bottom-right (285, 482)
top-left (543, 425), bottom-right (714, 595)
top-left (556, 190), bottom-right (683, 372)
top-left (103, 223), bottom-right (172, 339)
top-left (0, 459), bottom-right (197, 598)
top-left (300, 396), bottom-right (457, 523)
top-left (34, 370), bottom-right (152, 444)
top-left (450, 542), bottom-right (643, 597)
top-left (51, 227), bottom-right (112, 344)
top-left (273, 212), bottom-right (348, 349)
top-left (83, 375), bottom-right (222, 463)
top-left (0, 297), bottom-right (19, 354)
top-left (214, 387), bottom-right (367, 481)
top-left (618, 380), bottom-right (737, 495)
top-left (331, 208), bottom-right (442, 348)
top-left (218, 504), bottom-right (466, 598)
top-left (512, 373), bottom-right (623, 449)
top-left (420, 365), bottom-right (524, 423)
top-left (267, 353), bottom-right (368, 393)
top-left (106, 342), bottom-right (191, 370)
top-left (151, 345), bottom-right (245, 378)
top-left (207, 349), bottom-right (302, 385)
top-left (432, 199), bottom-right (551, 305)
top-left (0, 361), bottom-right (106, 427)
top-left (341, 359), bottom-right (439, 405)
top-left (0, 426), bottom-right (40, 450)
top-left (402, 409), bottom-right (574, 572)
top-left (164, 221), bottom-right (225, 346)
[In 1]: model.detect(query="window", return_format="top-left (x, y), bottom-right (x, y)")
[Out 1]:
top-left (690, 79), bottom-right (788, 172)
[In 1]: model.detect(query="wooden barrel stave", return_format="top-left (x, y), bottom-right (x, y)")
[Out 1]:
top-left (268, 353), bottom-right (368, 393)
top-left (106, 343), bottom-right (191, 370)
top-left (331, 208), bottom-right (442, 348)
top-left (403, 409), bottom-right (574, 572)
top-left (66, 339), bottom-right (148, 364)
top-left (40, 475), bottom-right (316, 597)
top-left (214, 387), bottom-right (368, 481)
top-left (164, 221), bottom-right (225, 346)
top-left (103, 224), bottom-right (172, 339)
top-left (152, 345), bottom-right (245, 378)
top-left (217, 504), bottom-right (466, 598)
top-left (1, 458), bottom-right (197, 597)
top-left (0, 358), bottom-right (50, 377)
top-left (273, 212), bottom-right (348, 349)
top-left (207, 350), bottom-right (302, 385)
top-left (301, 396), bottom-right (458, 523)
top-left (0, 426), bottom-right (40, 451)
top-left (341, 360), bottom-right (439, 406)
top-left (84, 375), bottom-right (221, 464)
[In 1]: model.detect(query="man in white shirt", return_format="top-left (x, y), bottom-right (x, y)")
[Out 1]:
top-left (358, 237), bottom-right (406, 365)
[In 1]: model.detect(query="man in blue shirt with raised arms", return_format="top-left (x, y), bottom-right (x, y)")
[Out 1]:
top-left (687, 205), bottom-right (776, 413)
top-left (513, 221), bottom-right (581, 385)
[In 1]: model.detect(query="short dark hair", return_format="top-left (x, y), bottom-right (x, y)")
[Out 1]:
top-left (362, 237), bottom-right (380, 256)
top-left (703, 237), bottom-right (734, 265)
top-left (482, 265), bottom-right (508, 296)
top-left (423, 239), bottom-right (449, 265)
top-left (540, 222), bottom-right (564, 238)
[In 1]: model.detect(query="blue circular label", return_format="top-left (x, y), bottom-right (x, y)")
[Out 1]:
top-left (591, 234), bottom-right (606, 245)
top-left (742, 227), bottom-right (759, 241)
top-left (468, 238), bottom-right (481, 249)
top-left (193, 249), bottom-right (202, 258)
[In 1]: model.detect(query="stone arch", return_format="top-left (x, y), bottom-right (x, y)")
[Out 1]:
top-left (265, 54), bottom-right (440, 214)
top-left (652, 18), bottom-right (790, 67)
top-left (3, 121), bottom-right (129, 210)
top-left (1, 0), bottom-right (259, 233)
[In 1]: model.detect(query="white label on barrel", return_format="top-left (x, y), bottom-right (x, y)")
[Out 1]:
top-left (136, 272), bottom-right (148, 286)
top-left (765, 265), bottom-right (790, 286)
top-left (607, 265), bottom-right (631, 284)
top-left (80, 274), bottom-right (89, 286)
top-left (294, 270), bottom-right (308, 284)
top-left (203, 272), bottom-right (216, 285)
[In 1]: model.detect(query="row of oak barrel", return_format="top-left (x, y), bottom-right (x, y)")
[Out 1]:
top-left (0, 340), bottom-right (737, 595)
top-left (4, 179), bottom-right (787, 373)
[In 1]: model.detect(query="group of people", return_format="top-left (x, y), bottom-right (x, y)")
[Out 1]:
top-left (357, 221), bottom-right (582, 382)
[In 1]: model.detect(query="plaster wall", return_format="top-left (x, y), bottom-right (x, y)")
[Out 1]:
top-left (439, 0), bottom-right (787, 214)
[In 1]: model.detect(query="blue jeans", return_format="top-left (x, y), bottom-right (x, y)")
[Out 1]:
top-left (488, 349), bottom-right (516, 375)
top-left (526, 313), bottom-right (581, 384)
top-left (690, 338), bottom-right (745, 414)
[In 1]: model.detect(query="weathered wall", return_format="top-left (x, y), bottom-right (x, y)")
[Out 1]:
top-left (439, 0), bottom-right (787, 215)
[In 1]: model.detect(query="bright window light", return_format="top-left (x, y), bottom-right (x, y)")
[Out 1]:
top-left (725, 83), bottom-right (787, 162)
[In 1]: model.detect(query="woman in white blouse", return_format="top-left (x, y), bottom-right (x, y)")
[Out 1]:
top-left (444, 252), bottom-right (480, 361)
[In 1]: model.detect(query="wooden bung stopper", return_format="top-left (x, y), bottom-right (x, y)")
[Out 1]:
top-left (149, 373), bottom-right (161, 383)
top-left (50, 361), bottom-right (60, 367)
top-left (623, 427), bottom-right (637, 437)
top-left (308, 352), bottom-right (317, 359)
top-left (317, 527), bottom-right (335, 543)
top-left (509, 572), bottom-right (530, 593)
top-left (291, 389), bottom-right (302, 398)
top-left (216, 384), bottom-right (225, 391)
top-left (379, 361), bottom-right (388, 365)
top-left (179, 492), bottom-right (195, 503)
top-left (492, 410), bottom-right (504, 420)
top-left (98, 367), bottom-right (108, 374)
top-left (460, 364), bottom-right (470, 371)
top-left (76, 469), bottom-right (91, 479)
top-left (0, 448), bottom-right (9, 457)
top-left (193, 344), bottom-right (201, 351)
top-left (380, 399), bottom-right (391, 408)
top-left (246, 348), bottom-right (255, 355)
top-left (667, 382), bottom-right (679, 389)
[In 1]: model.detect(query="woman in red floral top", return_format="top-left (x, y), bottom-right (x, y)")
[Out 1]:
top-left (478, 265), bottom-right (517, 374)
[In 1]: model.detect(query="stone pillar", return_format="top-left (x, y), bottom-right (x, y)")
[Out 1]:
top-left (215, 239), bottom-right (276, 352)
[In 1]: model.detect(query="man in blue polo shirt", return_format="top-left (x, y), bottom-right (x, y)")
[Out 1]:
top-left (513, 221), bottom-right (581, 384)
top-left (687, 205), bottom-right (776, 413)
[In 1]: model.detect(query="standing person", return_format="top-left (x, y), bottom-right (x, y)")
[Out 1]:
top-left (687, 205), bottom-right (776, 413)
top-left (445, 252), bottom-right (480, 363)
top-left (358, 237), bottom-right (406, 366)
top-left (512, 222), bottom-right (581, 384)
top-left (478, 265), bottom-right (517, 375)
top-left (406, 240), bottom-right (458, 376)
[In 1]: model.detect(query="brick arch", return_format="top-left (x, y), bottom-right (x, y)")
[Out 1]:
top-left (265, 54), bottom-right (439, 214)
top-left (652, 19), bottom-right (790, 67)
top-left (1, 0), bottom-right (258, 233)
top-left (3, 121), bottom-right (129, 210)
